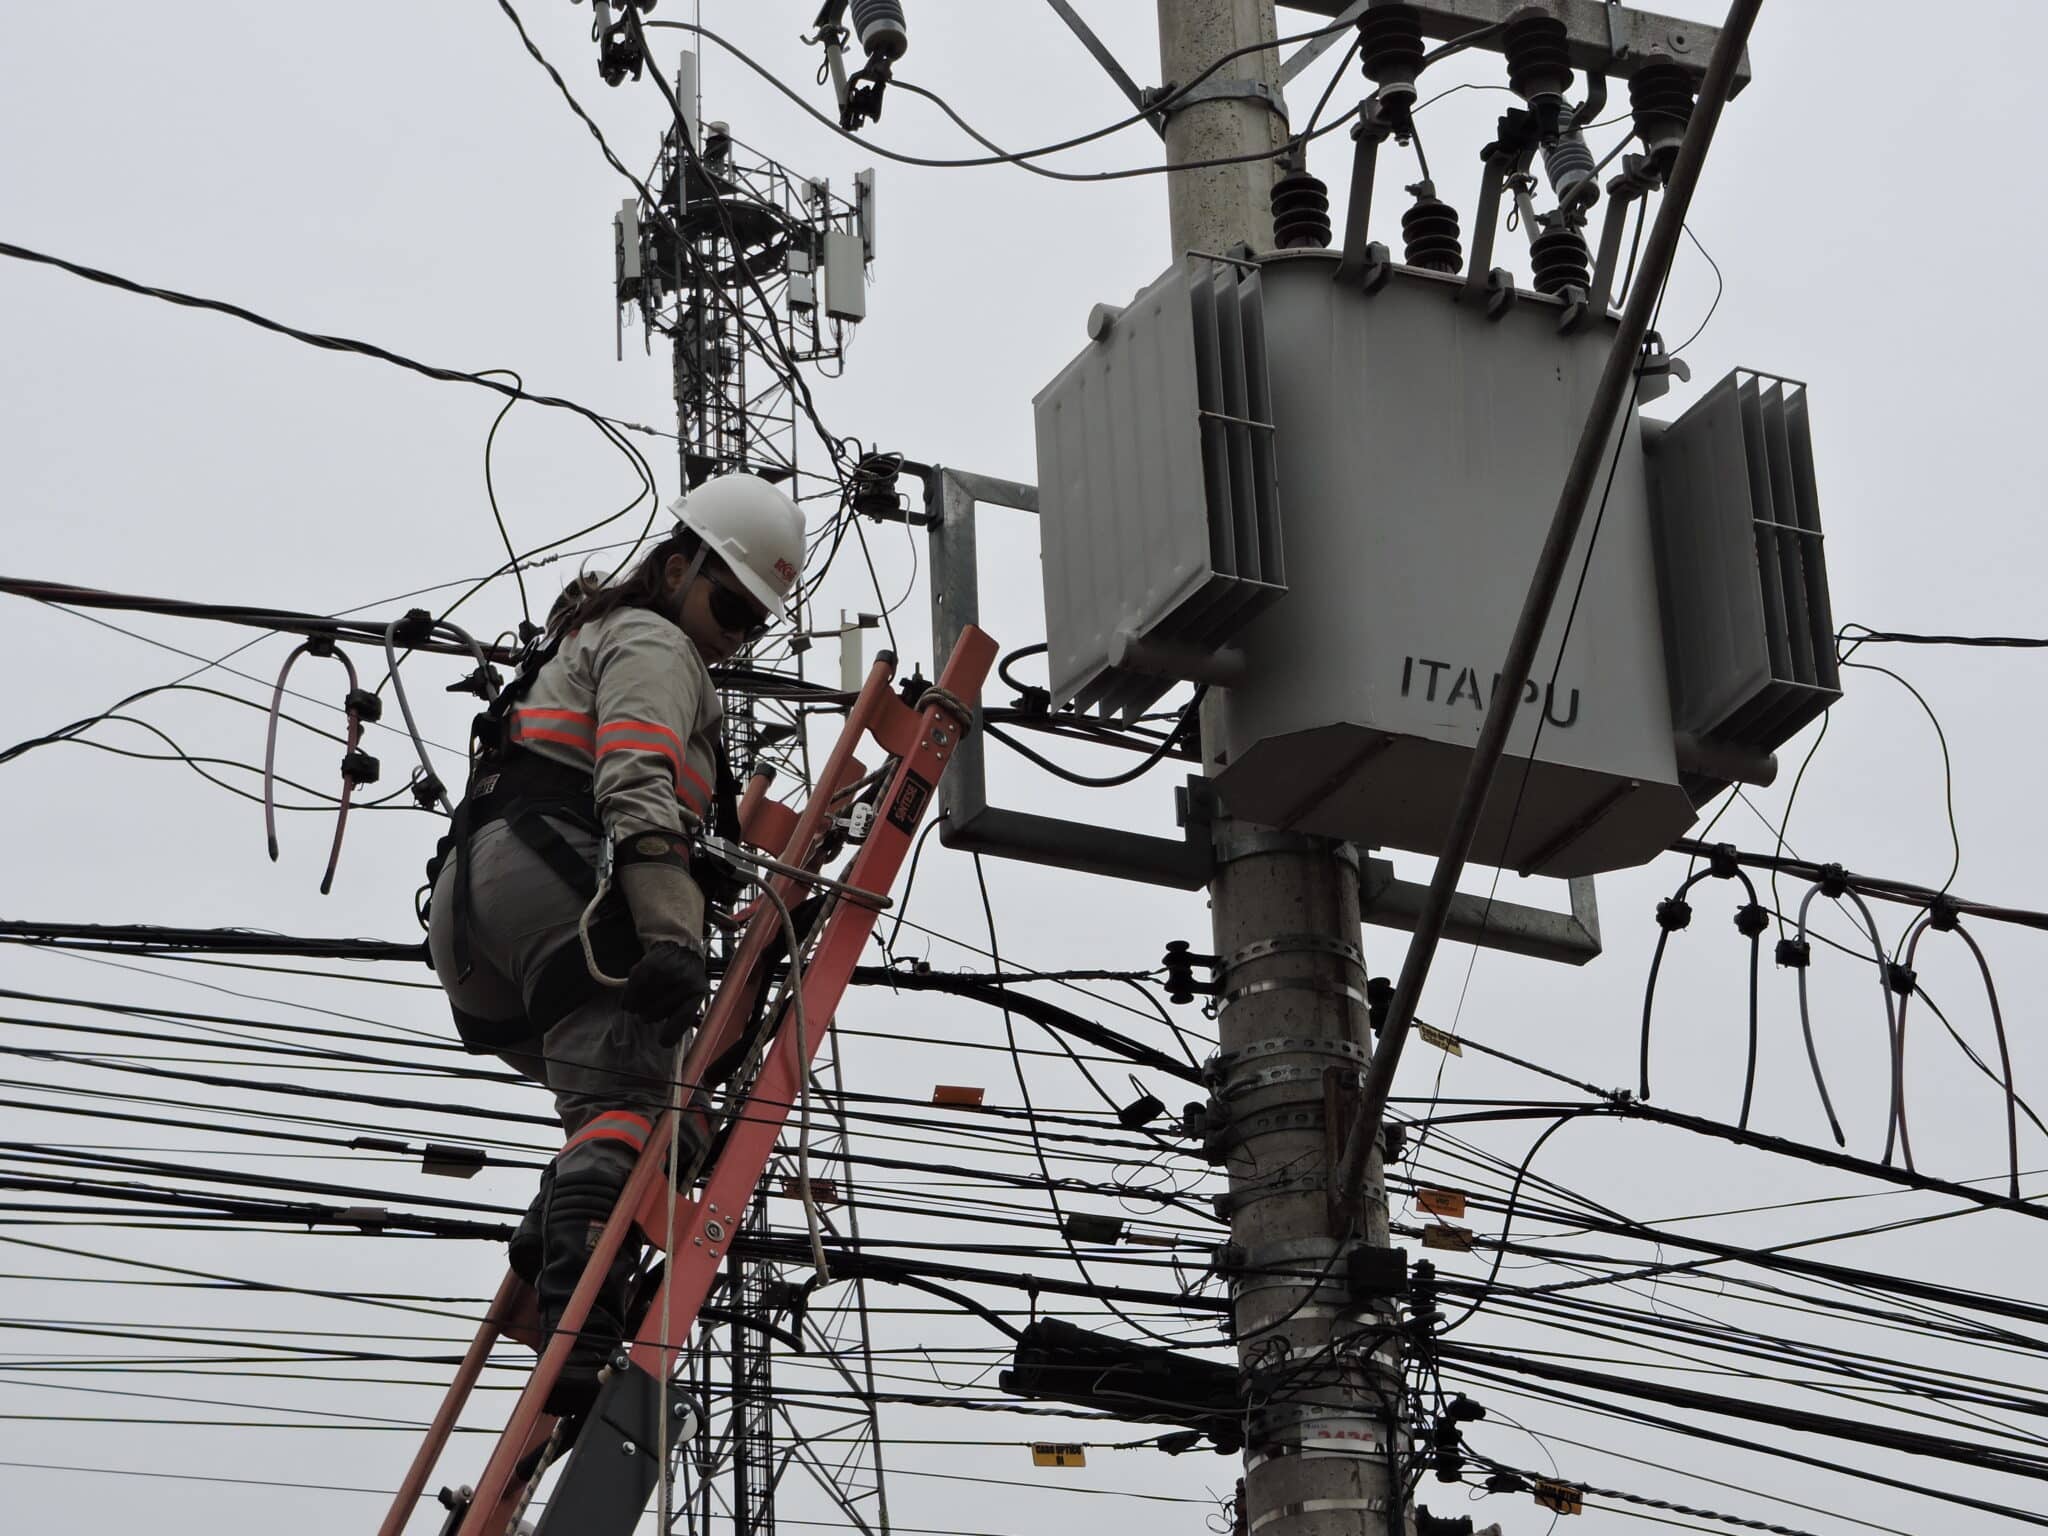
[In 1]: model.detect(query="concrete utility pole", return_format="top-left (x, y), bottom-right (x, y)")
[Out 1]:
top-left (1157, 6), bottom-right (1406, 1535)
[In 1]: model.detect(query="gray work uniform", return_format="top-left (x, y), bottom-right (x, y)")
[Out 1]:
top-left (427, 606), bottom-right (720, 1172)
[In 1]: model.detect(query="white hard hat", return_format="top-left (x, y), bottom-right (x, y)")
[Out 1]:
top-left (672, 474), bottom-right (806, 618)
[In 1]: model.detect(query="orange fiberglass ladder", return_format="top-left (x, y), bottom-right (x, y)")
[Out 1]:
top-left (376, 627), bottom-right (997, 1536)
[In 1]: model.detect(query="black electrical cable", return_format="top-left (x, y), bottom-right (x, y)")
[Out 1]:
top-left (1447, 1365), bottom-right (2048, 1529)
top-left (645, 14), bottom-right (1360, 176)
top-left (1438, 1342), bottom-right (2048, 1482)
top-left (473, 367), bottom-right (532, 626)
top-left (884, 812), bottom-right (947, 955)
top-left (983, 687), bottom-right (1204, 789)
top-left (0, 242), bottom-right (663, 447)
top-left (1636, 865), bottom-right (1766, 1123)
top-left (1838, 625), bottom-right (2048, 650)
top-left (1838, 657), bottom-right (1962, 901)
top-left (1669, 224), bottom-right (1723, 357)
top-left (888, 78), bottom-right (1362, 184)
top-left (971, 855), bottom-right (1210, 1347)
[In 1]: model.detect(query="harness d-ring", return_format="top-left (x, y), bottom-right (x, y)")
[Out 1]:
top-left (263, 637), bottom-right (382, 894)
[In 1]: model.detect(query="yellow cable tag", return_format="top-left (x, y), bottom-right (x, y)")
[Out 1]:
top-left (1417, 1188), bottom-right (1466, 1219)
top-left (1534, 1481), bottom-right (1584, 1515)
top-left (1422, 1223), bottom-right (1475, 1252)
top-left (1417, 1024), bottom-right (1463, 1057)
top-left (1032, 1443), bottom-right (1088, 1468)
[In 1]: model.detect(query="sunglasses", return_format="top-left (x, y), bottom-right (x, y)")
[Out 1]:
top-left (705, 567), bottom-right (772, 642)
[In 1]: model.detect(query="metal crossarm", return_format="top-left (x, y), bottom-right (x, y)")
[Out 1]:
top-left (376, 626), bottom-right (997, 1536)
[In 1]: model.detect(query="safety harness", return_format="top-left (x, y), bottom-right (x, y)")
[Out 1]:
top-left (424, 625), bottom-right (744, 1052)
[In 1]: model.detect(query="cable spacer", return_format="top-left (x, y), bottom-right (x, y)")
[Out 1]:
top-left (1928, 893), bottom-right (1962, 932)
top-left (1654, 896), bottom-right (1693, 932)
top-left (410, 769), bottom-right (447, 810)
top-left (344, 687), bottom-right (384, 725)
top-left (1885, 961), bottom-right (1918, 997)
top-left (1733, 902), bottom-right (1769, 938)
top-left (1818, 862), bottom-right (1850, 898)
top-left (1774, 937), bottom-right (1811, 970)
top-left (391, 607), bottom-right (436, 649)
top-left (341, 749), bottom-right (381, 787)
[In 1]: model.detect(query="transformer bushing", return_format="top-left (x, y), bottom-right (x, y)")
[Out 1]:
top-left (1530, 224), bottom-right (1592, 296)
top-left (1502, 10), bottom-right (1572, 133)
top-left (1271, 168), bottom-right (1333, 250)
top-left (1401, 182), bottom-right (1463, 274)
top-left (1357, 2), bottom-right (1424, 129)
top-left (1629, 62), bottom-right (1696, 180)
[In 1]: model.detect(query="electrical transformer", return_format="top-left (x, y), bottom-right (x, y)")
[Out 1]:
top-left (1032, 252), bottom-right (1836, 879)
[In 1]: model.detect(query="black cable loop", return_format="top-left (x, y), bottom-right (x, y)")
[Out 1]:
top-left (1894, 914), bottom-right (2021, 1198)
top-left (1638, 866), bottom-right (1765, 1126)
top-left (1791, 882), bottom-right (1897, 1158)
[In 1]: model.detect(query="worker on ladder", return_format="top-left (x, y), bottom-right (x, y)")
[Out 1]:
top-left (424, 473), bottom-right (805, 1417)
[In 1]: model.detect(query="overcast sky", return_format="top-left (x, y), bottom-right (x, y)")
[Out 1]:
top-left (5, 3), bottom-right (2048, 1534)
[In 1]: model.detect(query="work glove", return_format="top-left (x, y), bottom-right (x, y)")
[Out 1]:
top-left (623, 939), bottom-right (709, 1047)
top-left (617, 847), bottom-right (710, 1046)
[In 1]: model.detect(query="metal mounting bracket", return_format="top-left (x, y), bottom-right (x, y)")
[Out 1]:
top-left (912, 464), bottom-right (1215, 890)
top-left (1281, 1), bottom-right (1752, 96)
top-left (1357, 855), bottom-right (1602, 966)
top-left (1042, 0), bottom-right (1165, 136)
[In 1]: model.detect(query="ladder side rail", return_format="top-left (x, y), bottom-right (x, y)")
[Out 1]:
top-left (454, 1102), bottom-right (686, 1534)
top-left (668, 654), bottom-right (903, 1101)
top-left (376, 1270), bottom-right (522, 1536)
top-left (625, 626), bottom-right (998, 1372)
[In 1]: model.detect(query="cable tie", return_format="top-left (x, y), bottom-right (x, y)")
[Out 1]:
top-left (1707, 841), bottom-right (1740, 879)
top-left (1928, 893), bottom-right (1962, 932)
top-left (1885, 960), bottom-right (1918, 997)
top-left (1817, 861), bottom-right (1850, 898)
top-left (1773, 936), bottom-right (1811, 970)
top-left (1732, 902), bottom-right (1769, 938)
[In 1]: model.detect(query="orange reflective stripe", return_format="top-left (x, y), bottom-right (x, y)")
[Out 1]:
top-left (598, 718), bottom-right (683, 754)
top-left (675, 758), bottom-right (712, 802)
top-left (596, 736), bottom-right (709, 815)
top-left (562, 1110), bottom-right (653, 1154)
top-left (510, 708), bottom-right (595, 754)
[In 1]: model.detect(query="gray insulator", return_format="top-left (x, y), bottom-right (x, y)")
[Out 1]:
top-left (849, 0), bottom-right (909, 62)
top-left (1541, 130), bottom-right (1599, 213)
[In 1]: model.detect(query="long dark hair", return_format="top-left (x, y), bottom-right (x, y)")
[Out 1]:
top-left (548, 526), bottom-right (703, 639)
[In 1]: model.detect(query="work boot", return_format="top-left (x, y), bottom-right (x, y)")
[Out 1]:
top-left (535, 1165), bottom-right (642, 1419)
top-left (507, 1162), bottom-right (554, 1286)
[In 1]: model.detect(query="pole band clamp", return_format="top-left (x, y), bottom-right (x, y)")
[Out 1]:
top-left (1146, 77), bottom-right (1290, 124)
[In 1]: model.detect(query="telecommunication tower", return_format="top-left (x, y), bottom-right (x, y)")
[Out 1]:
top-left (610, 48), bottom-right (889, 1536)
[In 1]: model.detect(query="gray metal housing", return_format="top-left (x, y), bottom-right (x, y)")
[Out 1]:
top-left (1033, 256), bottom-right (1285, 718)
top-left (1643, 370), bottom-right (1838, 790)
top-left (1207, 253), bottom-right (1692, 878)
